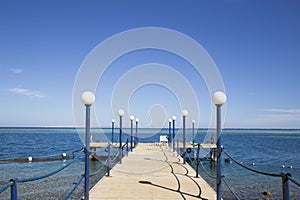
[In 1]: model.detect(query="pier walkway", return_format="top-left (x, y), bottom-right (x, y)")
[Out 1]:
top-left (89, 143), bottom-right (216, 200)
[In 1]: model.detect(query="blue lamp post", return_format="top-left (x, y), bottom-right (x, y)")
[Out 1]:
top-left (212, 91), bottom-right (227, 200)
top-left (192, 120), bottom-right (195, 145)
top-left (181, 109), bottom-right (188, 164)
top-left (130, 115), bottom-right (134, 152)
top-left (135, 118), bottom-right (139, 147)
top-left (118, 109), bottom-right (125, 164)
top-left (172, 116), bottom-right (176, 152)
top-left (111, 119), bottom-right (115, 144)
top-left (81, 91), bottom-right (95, 200)
top-left (168, 118), bottom-right (172, 147)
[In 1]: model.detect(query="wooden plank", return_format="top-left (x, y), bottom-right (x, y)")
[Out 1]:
top-left (90, 143), bottom-right (216, 200)
top-left (200, 143), bottom-right (217, 149)
top-left (90, 142), bottom-right (125, 148)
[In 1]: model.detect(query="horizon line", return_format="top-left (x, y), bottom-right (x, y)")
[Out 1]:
top-left (0, 126), bottom-right (299, 130)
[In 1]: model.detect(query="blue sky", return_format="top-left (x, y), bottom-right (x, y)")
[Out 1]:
top-left (0, 0), bottom-right (300, 128)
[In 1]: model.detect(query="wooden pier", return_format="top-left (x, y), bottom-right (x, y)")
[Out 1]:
top-left (89, 143), bottom-right (216, 200)
top-left (90, 142), bottom-right (216, 149)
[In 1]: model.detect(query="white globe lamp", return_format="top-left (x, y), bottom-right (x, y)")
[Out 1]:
top-left (81, 91), bottom-right (95, 106)
top-left (118, 109), bottom-right (125, 117)
top-left (212, 91), bottom-right (227, 106)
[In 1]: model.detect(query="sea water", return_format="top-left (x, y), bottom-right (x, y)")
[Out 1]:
top-left (0, 128), bottom-right (299, 199)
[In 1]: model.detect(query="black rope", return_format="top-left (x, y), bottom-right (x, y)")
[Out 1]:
top-left (199, 159), bottom-right (217, 179)
top-left (223, 149), bottom-right (282, 177)
top-left (121, 141), bottom-right (128, 149)
top-left (289, 177), bottom-right (300, 188)
top-left (185, 147), bottom-right (217, 180)
top-left (222, 175), bottom-right (240, 200)
top-left (185, 149), bottom-right (217, 180)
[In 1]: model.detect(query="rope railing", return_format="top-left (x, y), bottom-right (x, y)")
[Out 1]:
top-left (199, 158), bottom-right (216, 179)
top-left (222, 148), bottom-right (300, 200)
top-left (185, 143), bottom-right (300, 200)
top-left (190, 143), bottom-right (215, 179)
top-left (96, 144), bottom-right (119, 163)
top-left (110, 150), bottom-right (120, 162)
top-left (0, 147), bottom-right (84, 163)
top-left (63, 176), bottom-right (84, 200)
top-left (289, 177), bottom-right (300, 187)
top-left (179, 141), bottom-right (300, 200)
top-left (0, 148), bottom-right (84, 199)
top-left (89, 142), bottom-right (122, 177)
top-left (182, 143), bottom-right (241, 200)
top-left (65, 142), bottom-right (122, 199)
top-left (223, 149), bottom-right (282, 178)
top-left (18, 149), bottom-right (84, 183)
top-left (121, 139), bottom-right (129, 150)
top-left (0, 143), bottom-right (120, 199)
top-left (221, 175), bottom-right (240, 200)
top-left (121, 138), bottom-right (130, 157)
top-left (90, 160), bottom-right (109, 177)
top-left (90, 141), bottom-right (125, 178)
top-left (0, 181), bottom-right (14, 194)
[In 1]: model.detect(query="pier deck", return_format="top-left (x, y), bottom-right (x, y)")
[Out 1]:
top-left (89, 143), bottom-right (216, 200)
top-left (90, 142), bottom-right (216, 149)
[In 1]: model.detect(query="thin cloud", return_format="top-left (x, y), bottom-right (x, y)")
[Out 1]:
top-left (249, 108), bottom-right (300, 128)
top-left (9, 87), bottom-right (46, 98)
top-left (264, 109), bottom-right (300, 114)
top-left (258, 113), bottom-right (300, 122)
top-left (9, 68), bottom-right (23, 74)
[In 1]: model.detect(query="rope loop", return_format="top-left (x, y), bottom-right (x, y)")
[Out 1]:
top-left (223, 149), bottom-right (282, 177)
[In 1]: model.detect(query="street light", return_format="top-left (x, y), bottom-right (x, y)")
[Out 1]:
top-left (111, 119), bottom-right (115, 144)
top-left (212, 91), bottom-right (227, 200)
top-left (172, 115), bottom-right (176, 152)
top-left (181, 109), bottom-right (188, 164)
top-left (130, 115), bottom-right (134, 152)
top-left (135, 118), bottom-right (139, 147)
top-left (81, 91), bottom-right (95, 200)
top-left (118, 109), bottom-right (125, 164)
top-left (192, 120), bottom-right (195, 145)
top-left (168, 118), bottom-right (172, 147)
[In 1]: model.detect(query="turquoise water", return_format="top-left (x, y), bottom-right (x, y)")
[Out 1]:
top-left (0, 128), bottom-right (299, 199)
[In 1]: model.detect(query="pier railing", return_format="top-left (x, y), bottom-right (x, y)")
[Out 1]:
top-left (187, 143), bottom-right (300, 200)
top-left (0, 148), bottom-right (84, 199)
top-left (0, 139), bottom-right (129, 200)
top-left (2, 140), bottom-right (299, 199)
top-left (222, 148), bottom-right (300, 200)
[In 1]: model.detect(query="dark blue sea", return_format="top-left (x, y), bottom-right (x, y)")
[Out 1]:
top-left (0, 128), bottom-right (299, 199)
